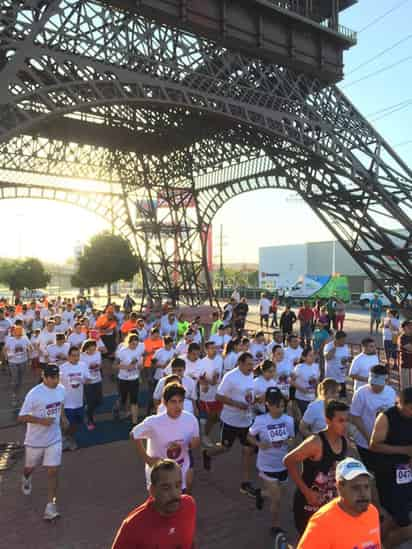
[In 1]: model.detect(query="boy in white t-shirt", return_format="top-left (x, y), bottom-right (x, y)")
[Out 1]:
top-left (18, 364), bottom-right (66, 521)
top-left (131, 383), bottom-right (200, 494)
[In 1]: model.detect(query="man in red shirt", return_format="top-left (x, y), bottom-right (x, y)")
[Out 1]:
top-left (112, 459), bottom-right (196, 549)
top-left (298, 302), bottom-right (314, 347)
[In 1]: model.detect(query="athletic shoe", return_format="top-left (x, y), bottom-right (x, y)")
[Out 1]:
top-left (202, 449), bottom-right (211, 471)
top-left (201, 435), bottom-right (214, 448)
top-left (86, 422), bottom-right (96, 431)
top-left (240, 482), bottom-right (258, 498)
top-left (21, 475), bottom-right (32, 496)
top-left (270, 528), bottom-right (288, 549)
top-left (43, 502), bottom-right (60, 521)
top-left (255, 488), bottom-right (264, 510)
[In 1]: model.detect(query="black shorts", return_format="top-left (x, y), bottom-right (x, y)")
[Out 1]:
top-left (260, 314), bottom-right (269, 322)
top-left (118, 378), bottom-right (139, 405)
top-left (220, 422), bottom-right (251, 448)
top-left (260, 469), bottom-right (288, 483)
top-left (376, 472), bottom-right (412, 527)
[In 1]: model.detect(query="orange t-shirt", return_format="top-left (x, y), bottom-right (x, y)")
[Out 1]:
top-left (121, 319), bottom-right (137, 335)
top-left (143, 338), bottom-right (163, 368)
top-left (297, 498), bottom-right (381, 549)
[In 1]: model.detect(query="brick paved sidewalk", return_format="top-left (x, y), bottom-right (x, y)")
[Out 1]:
top-left (0, 424), bottom-right (297, 549)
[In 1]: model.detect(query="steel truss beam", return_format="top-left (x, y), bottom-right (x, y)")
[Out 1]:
top-left (0, 1), bottom-right (411, 307)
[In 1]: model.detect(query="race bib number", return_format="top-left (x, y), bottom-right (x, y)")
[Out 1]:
top-left (396, 464), bottom-right (412, 485)
top-left (267, 423), bottom-right (288, 443)
top-left (45, 401), bottom-right (62, 418)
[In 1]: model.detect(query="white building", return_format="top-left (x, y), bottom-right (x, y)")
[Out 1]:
top-left (259, 240), bottom-right (368, 293)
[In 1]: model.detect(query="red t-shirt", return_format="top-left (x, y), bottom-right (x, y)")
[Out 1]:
top-left (298, 307), bottom-right (314, 323)
top-left (112, 495), bottom-right (196, 549)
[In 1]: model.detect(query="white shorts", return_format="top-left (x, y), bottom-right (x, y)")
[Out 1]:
top-left (25, 441), bottom-right (62, 468)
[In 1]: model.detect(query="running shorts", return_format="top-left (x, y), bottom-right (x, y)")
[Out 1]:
top-left (25, 441), bottom-right (62, 468)
top-left (220, 422), bottom-right (251, 448)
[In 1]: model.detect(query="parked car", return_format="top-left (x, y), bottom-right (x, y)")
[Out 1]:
top-left (21, 289), bottom-right (48, 300)
top-left (359, 290), bottom-right (412, 308)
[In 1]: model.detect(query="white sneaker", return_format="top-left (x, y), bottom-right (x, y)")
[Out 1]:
top-left (21, 475), bottom-right (32, 496)
top-left (43, 502), bottom-right (60, 521)
top-left (202, 436), bottom-right (214, 448)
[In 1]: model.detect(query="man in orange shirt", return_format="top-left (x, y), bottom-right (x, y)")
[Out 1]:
top-left (297, 457), bottom-right (381, 549)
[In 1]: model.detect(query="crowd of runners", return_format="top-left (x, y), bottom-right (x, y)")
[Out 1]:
top-left (1, 291), bottom-right (412, 548)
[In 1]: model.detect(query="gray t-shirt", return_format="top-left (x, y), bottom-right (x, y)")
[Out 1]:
top-left (249, 412), bottom-right (294, 472)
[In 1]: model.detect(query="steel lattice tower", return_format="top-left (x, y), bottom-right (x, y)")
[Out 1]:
top-left (0, 1), bottom-right (411, 308)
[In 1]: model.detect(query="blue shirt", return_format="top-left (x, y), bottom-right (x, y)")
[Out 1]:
top-left (370, 298), bottom-right (383, 317)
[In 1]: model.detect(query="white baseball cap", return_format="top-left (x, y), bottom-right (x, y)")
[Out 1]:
top-left (336, 458), bottom-right (373, 482)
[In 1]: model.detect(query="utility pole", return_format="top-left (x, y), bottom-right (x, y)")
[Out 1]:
top-left (219, 224), bottom-right (224, 298)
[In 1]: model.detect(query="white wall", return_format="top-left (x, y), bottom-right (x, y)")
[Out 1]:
top-left (259, 244), bottom-right (307, 289)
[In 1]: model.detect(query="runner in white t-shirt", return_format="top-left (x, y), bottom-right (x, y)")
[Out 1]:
top-left (271, 345), bottom-right (294, 400)
top-left (197, 341), bottom-right (223, 447)
top-left (248, 387), bottom-right (294, 545)
top-left (324, 331), bottom-right (351, 398)
top-left (266, 330), bottom-right (285, 358)
top-left (283, 335), bottom-right (303, 370)
top-left (115, 333), bottom-right (144, 425)
top-left (350, 364), bottom-right (396, 476)
top-left (154, 358), bottom-right (197, 416)
top-left (131, 383), bottom-right (200, 493)
top-left (182, 343), bottom-right (202, 380)
top-left (292, 348), bottom-right (320, 415)
top-left (80, 339), bottom-right (103, 430)
top-left (67, 322), bottom-right (87, 348)
top-left (59, 347), bottom-right (90, 451)
top-left (299, 378), bottom-right (340, 438)
top-left (152, 336), bottom-right (176, 381)
top-left (253, 360), bottom-right (277, 414)
top-left (222, 338), bottom-right (241, 374)
top-left (249, 331), bottom-right (267, 366)
top-left (202, 351), bottom-right (259, 498)
top-left (45, 334), bottom-right (70, 367)
top-left (210, 325), bottom-right (231, 355)
top-left (38, 320), bottom-right (56, 367)
top-left (382, 309), bottom-right (400, 366)
top-left (18, 364), bottom-right (66, 521)
top-left (4, 326), bottom-right (32, 404)
top-left (349, 337), bottom-right (379, 394)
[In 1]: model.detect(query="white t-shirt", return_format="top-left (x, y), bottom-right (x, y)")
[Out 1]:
top-left (253, 376), bottom-right (277, 414)
top-left (223, 352), bottom-right (239, 374)
top-left (0, 318), bottom-right (11, 343)
top-left (259, 298), bottom-right (271, 316)
top-left (175, 341), bottom-right (188, 356)
top-left (217, 367), bottom-right (255, 428)
top-left (160, 317), bottom-right (179, 339)
top-left (30, 334), bottom-right (40, 358)
top-left (81, 351), bottom-right (102, 384)
top-left (46, 342), bottom-right (70, 366)
top-left (131, 411), bottom-right (199, 489)
top-left (153, 347), bottom-right (176, 381)
top-left (19, 383), bottom-right (65, 447)
top-left (266, 340), bottom-right (284, 358)
top-left (294, 362), bottom-right (320, 402)
top-left (6, 336), bottom-right (31, 364)
top-left (324, 342), bottom-right (351, 383)
top-left (274, 360), bottom-right (293, 398)
top-left (382, 317), bottom-right (400, 341)
top-left (62, 310), bottom-right (75, 326)
top-left (349, 353), bottom-right (380, 393)
top-left (117, 345), bottom-right (144, 381)
top-left (249, 413), bottom-right (294, 472)
top-left (154, 375), bottom-right (196, 414)
top-left (302, 399), bottom-right (327, 433)
top-left (67, 332), bottom-right (87, 348)
top-left (54, 321), bottom-right (69, 334)
top-left (283, 346), bottom-right (303, 369)
top-left (351, 384), bottom-right (396, 448)
top-left (183, 357), bottom-right (202, 380)
top-left (59, 361), bottom-right (89, 409)
top-left (39, 330), bottom-right (56, 361)
top-left (249, 342), bottom-right (267, 365)
top-left (198, 355), bottom-right (223, 402)
top-left (210, 334), bottom-right (231, 355)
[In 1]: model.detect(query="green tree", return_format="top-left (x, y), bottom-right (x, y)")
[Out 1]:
top-left (71, 232), bottom-right (140, 302)
top-left (0, 258), bottom-right (50, 295)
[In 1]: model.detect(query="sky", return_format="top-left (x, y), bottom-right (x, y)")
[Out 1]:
top-left (0, 0), bottom-right (411, 265)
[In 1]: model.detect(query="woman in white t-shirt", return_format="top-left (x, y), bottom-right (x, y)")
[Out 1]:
top-left (80, 339), bottom-right (103, 430)
top-left (253, 360), bottom-right (276, 415)
top-left (382, 309), bottom-right (400, 366)
top-left (152, 336), bottom-right (176, 381)
top-left (248, 387), bottom-right (294, 540)
top-left (5, 325), bottom-right (32, 403)
top-left (299, 378), bottom-right (340, 438)
top-left (115, 333), bottom-right (144, 425)
top-left (292, 348), bottom-right (320, 416)
top-left (271, 345), bottom-right (293, 399)
top-left (223, 338), bottom-right (241, 374)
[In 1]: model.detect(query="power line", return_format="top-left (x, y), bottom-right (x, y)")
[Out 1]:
top-left (367, 98), bottom-right (412, 118)
top-left (358, 0), bottom-right (411, 33)
top-left (342, 54), bottom-right (412, 88)
top-left (371, 101), bottom-right (412, 123)
top-left (347, 34), bottom-right (412, 75)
